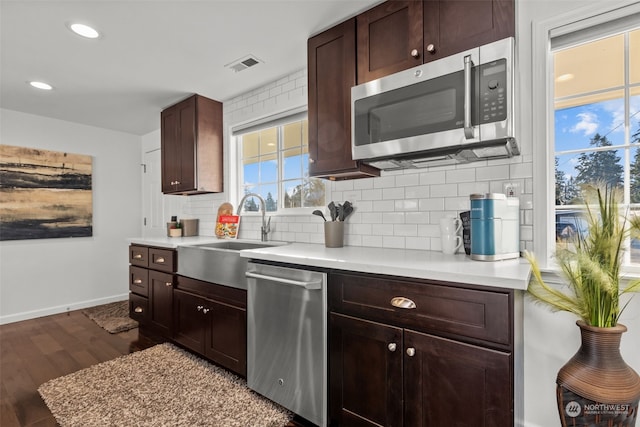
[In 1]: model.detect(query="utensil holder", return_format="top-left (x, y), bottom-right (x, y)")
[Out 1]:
top-left (324, 222), bottom-right (344, 248)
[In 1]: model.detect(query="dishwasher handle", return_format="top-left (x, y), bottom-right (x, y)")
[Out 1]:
top-left (245, 271), bottom-right (322, 290)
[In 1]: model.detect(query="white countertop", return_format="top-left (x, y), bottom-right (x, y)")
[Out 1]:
top-left (240, 242), bottom-right (531, 290)
top-left (128, 236), bottom-right (222, 249)
top-left (127, 237), bottom-right (531, 290)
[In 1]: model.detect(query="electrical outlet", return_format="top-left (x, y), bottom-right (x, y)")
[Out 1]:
top-left (503, 182), bottom-right (520, 198)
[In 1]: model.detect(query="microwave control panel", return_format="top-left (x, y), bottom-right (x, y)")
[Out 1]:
top-left (478, 59), bottom-right (507, 125)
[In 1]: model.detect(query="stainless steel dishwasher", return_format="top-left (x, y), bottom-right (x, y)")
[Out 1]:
top-left (246, 262), bottom-right (327, 427)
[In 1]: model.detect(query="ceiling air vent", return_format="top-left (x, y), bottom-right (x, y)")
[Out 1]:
top-left (225, 55), bottom-right (262, 73)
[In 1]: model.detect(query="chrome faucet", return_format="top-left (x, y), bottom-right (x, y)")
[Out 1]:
top-left (237, 193), bottom-right (271, 242)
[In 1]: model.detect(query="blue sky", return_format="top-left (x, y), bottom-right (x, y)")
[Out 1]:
top-left (554, 95), bottom-right (640, 180)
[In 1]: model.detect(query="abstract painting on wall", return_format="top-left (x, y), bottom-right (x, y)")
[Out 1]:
top-left (0, 145), bottom-right (93, 241)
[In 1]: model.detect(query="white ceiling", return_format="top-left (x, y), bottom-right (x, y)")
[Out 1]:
top-left (0, 0), bottom-right (381, 136)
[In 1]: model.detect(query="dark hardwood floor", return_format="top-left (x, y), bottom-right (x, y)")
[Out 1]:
top-left (0, 309), bottom-right (157, 427)
top-left (1, 308), bottom-right (315, 427)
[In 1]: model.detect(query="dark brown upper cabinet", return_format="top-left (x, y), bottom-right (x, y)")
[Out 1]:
top-left (307, 19), bottom-right (380, 180)
top-left (357, 0), bottom-right (424, 84)
top-left (356, 0), bottom-right (515, 84)
top-left (161, 94), bottom-right (223, 195)
top-left (423, 0), bottom-right (515, 62)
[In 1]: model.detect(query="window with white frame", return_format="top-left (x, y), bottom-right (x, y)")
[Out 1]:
top-left (235, 114), bottom-right (326, 213)
top-left (551, 17), bottom-right (640, 266)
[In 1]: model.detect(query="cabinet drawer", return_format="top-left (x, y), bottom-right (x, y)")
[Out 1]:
top-left (329, 272), bottom-right (512, 347)
top-left (129, 266), bottom-right (149, 296)
top-left (129, 293), bottom-right (148, 325)
top-left (149, 247), bottom-right (176, 273)
top-left (129, 245), bottom-right (149, 267)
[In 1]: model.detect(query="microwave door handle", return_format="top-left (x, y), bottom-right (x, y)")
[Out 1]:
top-left (463, 55), bottom-right (474, 139)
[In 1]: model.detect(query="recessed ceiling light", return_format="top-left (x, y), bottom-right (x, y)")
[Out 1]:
top-left (29, 81), bottom-right (53, 90)
top-left (69, 23), bottom-right (100, 39)
top-left (556, 73), bottom-right (574, 82)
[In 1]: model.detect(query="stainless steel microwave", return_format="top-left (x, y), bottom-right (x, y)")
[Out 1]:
top-left (351, 37), bottom-right (518, 170)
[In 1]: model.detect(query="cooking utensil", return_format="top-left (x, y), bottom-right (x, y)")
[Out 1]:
top-left (340, 201), bottom-right (353, 221)
top-left (312, 210), bottom-right (326, 222)
top-left (328, 202), bottom-right (337, 221)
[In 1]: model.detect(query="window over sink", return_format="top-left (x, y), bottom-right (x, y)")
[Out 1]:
top-left (233, 112), bottom-right (326, 214)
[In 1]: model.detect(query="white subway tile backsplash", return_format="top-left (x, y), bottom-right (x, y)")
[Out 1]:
top-left (420, 170), bottom-right (446, 185)
top-left (405, 185), bottom-right (430, 199)
top-left (445, 168), bottom-right (476, 183)
top-left (458, 182), bottom-right (490, 196)
top-left (382, 212), bottom-right (405, 224)
top-left (361, 189), bottom-right (383, 201)
top-left (405, 211), bottom-right (430, 224)
top-left (211, 68), bottom-right (534, 251)
top-left (419, 198), bottom-right (445, 211)
top-left (477, 164), bottom-right (510, 181)
top-left (382, 187), bottom-right (404, 200)
top-left (430, 183), bottom-right (457, 197)
top-left (405, 236), bottom-right (430, 250)
top-left (373, 175), bottom-right (397, 189)
top-left (360, 212), bottom-right (382, 223)
top-left (394, 224), bottom-right (418, 236)
top-left (395, 173), bottom-right (420, 187)
top-left (361, 235), bottom-right (383, 247)
top-left (395, 199), bottom-right (419, 211)
top-left (373, 200), bottom-right (395, 212)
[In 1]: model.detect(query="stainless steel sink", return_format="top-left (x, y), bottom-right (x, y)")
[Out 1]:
top-left (190, 241), bottom-right (276, 251)
top-left (177, 240), bottom-right (286, 289)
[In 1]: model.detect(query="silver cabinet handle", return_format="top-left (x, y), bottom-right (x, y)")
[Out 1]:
top-left (245, 271), bottom-right (322, 290)
top-left (196, 305), bottom-right (204, 311)
top-left (165, 282), bottom-right (172, 287)
top-left (463, 54), bottom-right (474, 139)
top-left (406, 347), bottom-right (416, 357)
top-left (155, 257), bottom-right (165, 264)
top-left (133, 279), bottom-right (142, 284)
top-left (388, 343), bottom-right (397, 352)
top-left (133, 254), bottom-right (143, 259)
top-left (410, 48), bottom-right (420, 58)
top-left (309, 158), bottom-right (315, 164)
top-left (390, 297), bottom-right (416, 309)
top-left (134, 306), bottom-right (143, 313)
top-left (426, 43), bottom-right (436, 54)
top-left (202, 308), bottom-right (210, 314)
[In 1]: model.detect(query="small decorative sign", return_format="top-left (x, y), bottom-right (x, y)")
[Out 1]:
top-left (215, 202), bottom-right (239, 239)
top-left (216, 215), bottom-right (240, 239)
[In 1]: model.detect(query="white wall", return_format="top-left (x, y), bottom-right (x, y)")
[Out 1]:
top-left (0, 109), bottom-right (142, 324)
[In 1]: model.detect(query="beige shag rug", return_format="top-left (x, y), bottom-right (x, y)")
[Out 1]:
top-left (38, 343), bottom-right (293, 427)
top-left (82, 300), bottom-right (138, 333)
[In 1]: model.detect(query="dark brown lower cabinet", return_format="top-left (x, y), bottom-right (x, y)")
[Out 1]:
top-left (330, 313), bottom-right (512, 427)
top-left (330, 313), bottom-right (403, 426)
top-left (148, 270), bottom-right (174, 337)
top-left (328, 271), bottom-right (514, 427)
top-left (173, 278), bottom-right (247, 377)
top-left (403, 330), bottom-right (512, 426)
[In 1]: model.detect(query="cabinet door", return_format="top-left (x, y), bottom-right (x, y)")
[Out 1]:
top-left (329, 313), bottom-right (403, 427)
top-left (308, 19), bottom-right (379, 180)
top-left (204, 299), bottom-right (246, 377)
top-left (149, 270), bottom-right (174, 337)
top-left (423, 0), bottom-right (515, 62)
top-left (172, 290), bottom-right (206, 354)
top-left (404, 329), bottom-right (512, 426)
top-left (356, 0), bottom-right (423, 83)
top-left (161, 96), bottom-right (196, 193)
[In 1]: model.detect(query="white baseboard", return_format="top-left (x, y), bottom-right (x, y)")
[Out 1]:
top-left (0, 293), bottom-right (130, 325)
